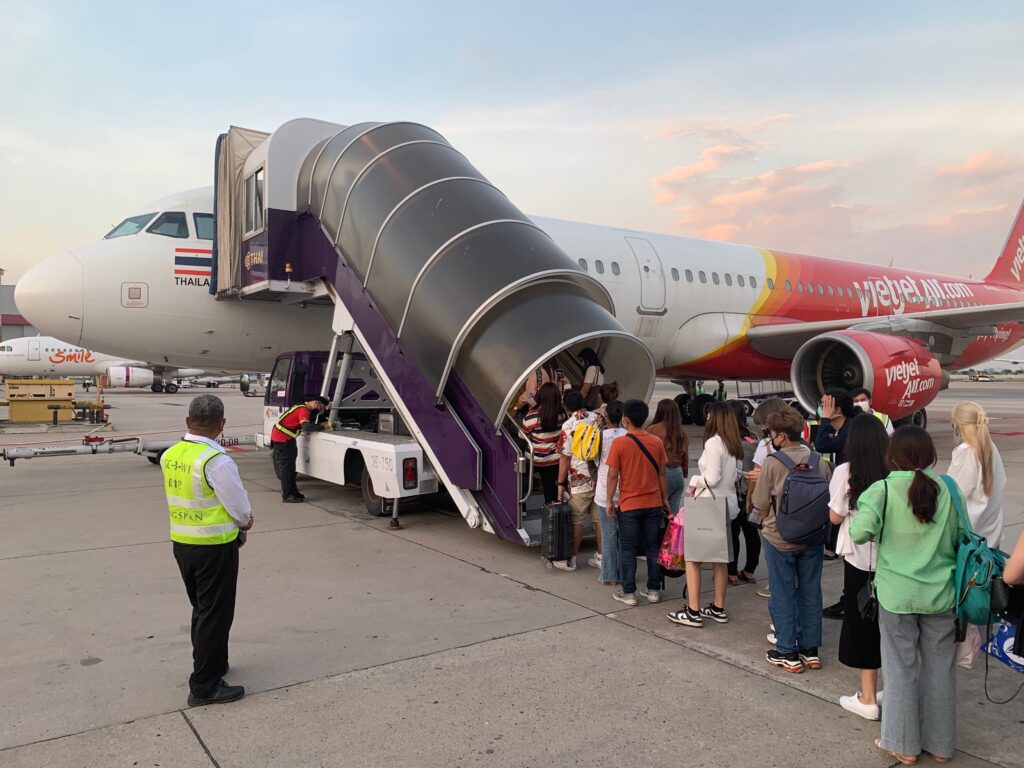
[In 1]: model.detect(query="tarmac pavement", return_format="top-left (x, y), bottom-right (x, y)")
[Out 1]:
top-left (1, 382), bottom-right (1022, 767)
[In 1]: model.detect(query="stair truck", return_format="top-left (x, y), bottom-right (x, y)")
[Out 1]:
top-left (214, 119), bottom-right (655, 545)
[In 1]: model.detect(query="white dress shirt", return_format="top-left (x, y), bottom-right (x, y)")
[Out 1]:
top-left (690, 434), bottom-right (740, 520)
top-left (947, 441), bottom-right (1005, 548)
top-left (184, 433), bottom-right (252, 527)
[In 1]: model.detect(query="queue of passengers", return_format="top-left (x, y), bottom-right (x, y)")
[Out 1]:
top-left (521, 367), bottom-right (1021, 765)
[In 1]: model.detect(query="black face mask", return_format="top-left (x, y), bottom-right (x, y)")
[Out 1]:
top-left (771, 435), bottom-right (784, 451)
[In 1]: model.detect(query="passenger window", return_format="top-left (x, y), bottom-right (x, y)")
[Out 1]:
top-left (712, 272), bottom-right (720, 285)
top-left (846, 287), bottom-right (853, 298)
top-left (244, 167), bottom-right (265, 236)
top-left (785, 280), bottom-right (792, 292)
top-left (699, 271), bottom-right (707, 284)
top-left (105, 212), bottom-right (156, 239)
top-left (817, 284), bottom-right (825, 295)
top-left (611, 261), bottom-right (620, 276)
top-left (685, 269), bottom-right (693, 282)
top-left (595, 260), bottom-right (605, 274)
top-left (724, 273), bottom-right (733, 286)
top-left (767, 277), bottom-right (775, 290)
top-left (578, 258), bottom-right (588, 272)
top-left (737, 275), bottom-right (745, 287)
top-left (855, 286), bottom-right (863, 298)
top-left (193, 213), bottom-right (215, 241)
top-left (147, 212), bottom-right (189, 239)
top-left (797, 282), bottom-right (804, 293)
top-left (671, 268), bottom-right (679, 281)
top-left (750, 276), bottom-right (758, 289)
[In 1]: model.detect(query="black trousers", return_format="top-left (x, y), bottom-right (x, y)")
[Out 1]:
top-left (272, 440), bottom-right (299, 498)
top-left (173, 540), bottom-right (239, 697)
top-left (728, 512), bottom-right (762, 576)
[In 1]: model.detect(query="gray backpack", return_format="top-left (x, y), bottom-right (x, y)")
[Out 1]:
top-left (770, 451), bottom-right (831, 545)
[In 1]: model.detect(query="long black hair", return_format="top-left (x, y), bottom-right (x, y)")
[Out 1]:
top-left (846, 413), bottom-right (890, 509)
top-left (886, 426), bottom-right (940, 524)
top-left (536, 382), bottom-right (563, 431)
top-left (579, 347), bottom-right (604, 374)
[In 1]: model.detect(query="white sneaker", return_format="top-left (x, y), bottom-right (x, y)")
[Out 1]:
top-left (587, 553), bottom-right (602, 569)
top-left (840, 693), bottom-right (880, 721)
top-left (552, 557), bottom-right (577, 571)
top-left (767, 632), bottom-right (777, 645)
top-left (639, 587), bottom-right (661, 603)
top-left (876, 691), bottom-right (883, 706)
top-left (613, 589), bottom-right (639, 606)
top-left (770, 623), bottom-right (776, 632)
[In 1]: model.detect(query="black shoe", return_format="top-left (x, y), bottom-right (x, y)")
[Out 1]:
top-left (822, 601), bottom-right (845, 620)
top-left (798, 648), bottom-right (822, 669)
top-left (187, 679), bottom-right (244, 706)
top-left (282, 494), bottom-right (305, 503)
top-left (766, 649), bottom-right (805, 673)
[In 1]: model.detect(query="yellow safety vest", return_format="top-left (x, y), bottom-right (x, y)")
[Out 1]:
top-left (162, 439), bottom-right (238, 545)
top-left (273, 405), bottom-right (305, 440)
top-left (873, 411), bottom-right (891, 429)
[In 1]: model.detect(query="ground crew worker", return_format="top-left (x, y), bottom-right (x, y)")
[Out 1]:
top-left (164, 395), bottom-right (253, 706)
top-left (849, 387), bottom-right (895, 435)
top-left (270, 395), bottom-right (329, 503)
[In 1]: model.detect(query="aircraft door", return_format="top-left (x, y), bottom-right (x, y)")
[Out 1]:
top-left (625, 237), bottom-right (666, 315)
top-left (27, 339), bottom-right (40, 361)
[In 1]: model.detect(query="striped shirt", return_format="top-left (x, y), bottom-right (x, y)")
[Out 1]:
top-left (522, 407), bottom-right (564, 467)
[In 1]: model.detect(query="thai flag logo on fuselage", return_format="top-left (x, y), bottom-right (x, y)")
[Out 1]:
top-left (174, 247), bottom-right (212, 277)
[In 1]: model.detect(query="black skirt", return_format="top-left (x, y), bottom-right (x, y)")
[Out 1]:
top-left (838, 559), bottom-right (881, 670)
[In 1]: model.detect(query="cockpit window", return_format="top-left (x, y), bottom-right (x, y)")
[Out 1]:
top-left (147, 212), bottom-right (189, 239)
top-left (104, 213), bottom-right (156, 239)
top-left (193, 213), bottom-right (214, 241)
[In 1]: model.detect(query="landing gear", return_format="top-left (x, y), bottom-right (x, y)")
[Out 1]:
top-left (688, 393), bottom-right (715, 426)
top-left (896, 408), bottom-right (927, 430)
top-left (674, 393), bottom-right (692, 425)
top-left (165, 383), bottom-right (179, 394)
top-left (151, 383), bottom-right (164, 393)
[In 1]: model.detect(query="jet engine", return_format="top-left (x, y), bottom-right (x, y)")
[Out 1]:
top-left (791, 330), bottom-right (947, 422)
top-left (106, 366), bottom-right (155, 389)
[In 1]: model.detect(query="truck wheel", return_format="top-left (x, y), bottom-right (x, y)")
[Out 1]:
top-left (151, 383), bottom-right (164, 393)
top-left (165, 383), bottom-right (179, 394)
top-left (361, 466), bottom-right (386, 516)
top-left (674, 393), bottom-right (693, 425)
top-left (688, 393), bottom-right (714, 426)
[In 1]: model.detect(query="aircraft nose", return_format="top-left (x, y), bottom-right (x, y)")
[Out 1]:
top-left (15, 251), bottom-right (85, 345)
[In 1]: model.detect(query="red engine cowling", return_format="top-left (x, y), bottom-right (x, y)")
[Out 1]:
top-left (106, 366), bottom-right (155, 389)
top-left (791, 330), bottom-right (947, 421)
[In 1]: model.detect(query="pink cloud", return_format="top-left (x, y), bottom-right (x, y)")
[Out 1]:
top-left (936, 151), bottom-right (1022, 183)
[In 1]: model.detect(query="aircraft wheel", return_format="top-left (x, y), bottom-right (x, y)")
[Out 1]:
top-left (674, 393), bottom-right (693, 425)
top-left (361, 466), bottom-right (386, 516)
top-left (165, 383), bottom-right (179, 394)
top-left (151, 383), bottom-right (164, 393)
top-left (896, 408), bottom-right (927, 430)
top-left (689, 393), bottom-right (714, 426)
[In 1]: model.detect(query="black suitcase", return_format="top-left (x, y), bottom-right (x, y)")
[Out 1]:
top-left (541, 503), bottom-right (573, 562)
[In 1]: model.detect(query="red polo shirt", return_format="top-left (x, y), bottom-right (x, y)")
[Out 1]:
top-left (271, 405), bottom-right (311, 443)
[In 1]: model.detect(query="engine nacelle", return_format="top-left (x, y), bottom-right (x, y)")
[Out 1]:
top-left (791, 330), bottom-right (947, 421)
top-left (106, 366), bottom-right (155, 389)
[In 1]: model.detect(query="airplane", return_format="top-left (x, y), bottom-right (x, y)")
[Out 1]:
top-left (0, 335), bottom-right (208, 393)
top-left (13, 119), bottom-right (1024, 430)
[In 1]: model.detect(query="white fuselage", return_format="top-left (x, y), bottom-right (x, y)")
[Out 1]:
top-left (0, 336), bottom-right (139, 377)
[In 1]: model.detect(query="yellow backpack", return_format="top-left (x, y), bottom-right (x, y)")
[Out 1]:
top-left (571, 420), bottom-right (601, 462)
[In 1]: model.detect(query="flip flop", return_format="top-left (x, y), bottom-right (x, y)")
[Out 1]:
top-left (875, 739), bottom-right (918, 765)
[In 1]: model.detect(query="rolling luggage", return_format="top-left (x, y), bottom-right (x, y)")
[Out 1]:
top-left (541, 502), bottom-right (573, 563)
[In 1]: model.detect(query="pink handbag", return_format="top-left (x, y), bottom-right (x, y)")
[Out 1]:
top-left (658, 510), bottom-right (686, 573)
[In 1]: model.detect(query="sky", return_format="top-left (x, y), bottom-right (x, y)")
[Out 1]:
top-left (0, 1), bottom-right (1022, 283)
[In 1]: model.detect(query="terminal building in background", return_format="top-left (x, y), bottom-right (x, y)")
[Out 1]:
top-left (1, 284), bottom-right (40, 342)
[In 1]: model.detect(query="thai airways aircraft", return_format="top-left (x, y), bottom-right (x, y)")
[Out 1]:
top-left (14, 171), bottom-right (1024, 426)
top-left (0, 335), bottom-right (207, 392)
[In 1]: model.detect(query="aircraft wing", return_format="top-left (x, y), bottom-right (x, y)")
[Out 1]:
top-left (746, 301), bottom-right (1024, 359)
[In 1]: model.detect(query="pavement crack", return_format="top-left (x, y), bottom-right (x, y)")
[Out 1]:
top-left (180, 710), bottom-right (221, 768)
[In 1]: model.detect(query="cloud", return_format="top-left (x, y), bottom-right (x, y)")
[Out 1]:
top-left (936, 151), bottom-right (1021, 183)
top-left (644, 113), bottom-right (796, 143)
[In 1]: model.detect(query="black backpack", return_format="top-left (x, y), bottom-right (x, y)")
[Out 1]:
top-left (770, 451), bottom-right (831, 545)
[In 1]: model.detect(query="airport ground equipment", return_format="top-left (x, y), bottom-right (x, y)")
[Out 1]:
top-left (215, 119), bottom-right (655, 544)
top-left (6, 379), bottom-right (76, 423)
top-left (1, 434), bottom-right (256, 465)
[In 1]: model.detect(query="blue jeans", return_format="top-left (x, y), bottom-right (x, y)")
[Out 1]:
top-left (665, 466), bottom-right (685, 515)
top-left (617, 507), bottom-right (662, 594)
top-left (763, 540), bottom-right (824, 653)
top-left (597, 504), bottom-right (619, 583)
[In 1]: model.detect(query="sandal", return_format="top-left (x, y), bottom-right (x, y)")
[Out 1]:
top-left (875, 739), bottom-right (918, 765)
top-left (924, 752), bottom-right (952, 764)
top-left (738, 571), bottom-right (757, 584)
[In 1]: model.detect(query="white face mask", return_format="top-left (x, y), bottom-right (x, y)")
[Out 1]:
top-left (854, 401), bottom-right (870, 412)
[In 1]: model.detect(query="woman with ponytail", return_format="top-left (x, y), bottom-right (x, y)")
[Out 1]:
top-left (948, 401), bottom-right (1006, 547)
top-left (850, 427), bottom-right (966, 765)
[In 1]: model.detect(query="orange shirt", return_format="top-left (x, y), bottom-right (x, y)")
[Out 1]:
top-left (271, 405), bottom-right (311, 443)
top-left (605, 430), bottom-right (667, 512)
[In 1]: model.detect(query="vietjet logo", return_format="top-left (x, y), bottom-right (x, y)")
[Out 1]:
top-left (1010, 234), bottom-right (1024, 282)
top-left (886, 359), bottom-right (920, 387)
top-left (48, 349), bottom-right (96, 364)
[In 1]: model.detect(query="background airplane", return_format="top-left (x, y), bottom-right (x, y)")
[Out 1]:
top-left (13, 119), bottom-right (1024, 426)
top-left (0, 335), bottom-right (209, 393)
